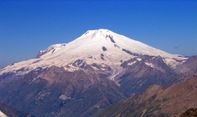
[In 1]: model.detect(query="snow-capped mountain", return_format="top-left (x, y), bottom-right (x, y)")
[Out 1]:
top-left (0, 29), bottom-right (192, 117)
top-left (0, 29), bottom-right (185, 76)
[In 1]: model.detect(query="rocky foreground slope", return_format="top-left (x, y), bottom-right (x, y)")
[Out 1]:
top-left (100, 74), bottom-right (197, 117)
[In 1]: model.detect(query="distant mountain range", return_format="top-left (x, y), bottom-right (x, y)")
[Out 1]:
top-left (0, 29), bottom-right (196, 117)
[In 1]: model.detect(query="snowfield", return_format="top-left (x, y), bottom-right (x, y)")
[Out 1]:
top-left (0, 29), bottom-right (186, 75)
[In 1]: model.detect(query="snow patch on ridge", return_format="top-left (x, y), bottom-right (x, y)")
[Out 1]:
top-left (0, 110), bottom-right (8, 117)
top-left (145, 62), bottom-right (155, 68)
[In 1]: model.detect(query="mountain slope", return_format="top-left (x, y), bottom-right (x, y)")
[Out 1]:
top-left (0, 66), bottom-right (124, 117)
top-left (100, 75), bottom-right (197, 117)
top-left (0, 29), bottom-right (185, 76)
top-left (176, 56), bottom-right (197, 76)
top-left (0, 29), bottom-right (188, 117)
top-left (0, 103), bottom-right (29, 117)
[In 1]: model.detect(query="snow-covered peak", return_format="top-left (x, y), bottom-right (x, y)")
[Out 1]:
top-left (84, 29), bottom-right (112, 34)
top-left (67, 29), bottom-right (182, 58)
top-left (0, 29), bottom-right (186, 75)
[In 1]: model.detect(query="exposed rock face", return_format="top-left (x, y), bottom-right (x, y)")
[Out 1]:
top-left (176, 56), bottom-right (197, 76)
top-left (0, 66), bottom-right (124, 117)
top-left (0, 55), bottom-right (188, 117)
top-left (119, 55), bottom-right (177, 96)
top-left (180, 108), bottom-right (197, 117)
top-left (100, 76), bottom-right (197, 117)
top-left (0, 103), bottom-right (29, 117)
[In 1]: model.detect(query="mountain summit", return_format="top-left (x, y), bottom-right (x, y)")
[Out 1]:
top-left (0, 29), bottom-right (185, 75)
top-left (0, 29), bottom-right (194, 117)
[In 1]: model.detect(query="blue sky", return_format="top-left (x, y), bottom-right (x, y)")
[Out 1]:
top-left (0, 0), bottom-right (197, 67)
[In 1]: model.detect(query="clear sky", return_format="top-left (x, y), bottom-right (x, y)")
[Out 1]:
top-left (0, 0), bottom-right (197, 67)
